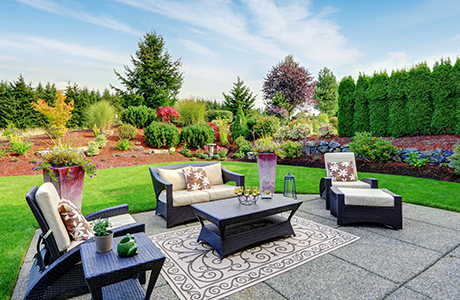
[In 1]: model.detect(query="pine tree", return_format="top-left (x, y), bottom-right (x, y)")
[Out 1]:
top-left (431, 58), bottom-right (455, 134)
top-left (222, 76), bottom-right (256, 116)
top-left (230, 106), bottom-right (249, 140)
top-left (11, 75), bottom-right (38, 128)
top-left (353, 73), bottom-right (371, 133)
top-left (314, 67), bottom-right (338, 116)
top-left (407, 63), bottom-right (433, 135)
top-left (0, 80), bottom-right (13, 128)
top-left (337, 76), bottom-right (355, 137)
top-left (112, 31), bottom-right (183, 109)
top-left (388, 69), bottom-right (409, 137)
top-left (368, 71), bottom-right (389, 136)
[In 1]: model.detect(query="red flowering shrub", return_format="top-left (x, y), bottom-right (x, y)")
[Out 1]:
top-left (208, 122), bottom-right (220, 141)
top-left (157, 106), bottom-right (181, 123)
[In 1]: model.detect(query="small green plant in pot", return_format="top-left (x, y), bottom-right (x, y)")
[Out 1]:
top-left (92, 218), bottom-right (113, 253)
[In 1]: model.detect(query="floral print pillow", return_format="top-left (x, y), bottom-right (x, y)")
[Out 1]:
top-left (326, 161), bottom-right (357, 182)
top-left (58, 199), bottom-right (94, 241)
top-left (183, 167), bottom-right (211, 191)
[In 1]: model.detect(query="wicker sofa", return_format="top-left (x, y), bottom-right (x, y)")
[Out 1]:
top-left (149, 162), bottom-right (245, 228)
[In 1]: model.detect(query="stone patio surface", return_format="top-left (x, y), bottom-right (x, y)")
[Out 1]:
top-left (12, 194), bottom-right (460, 300)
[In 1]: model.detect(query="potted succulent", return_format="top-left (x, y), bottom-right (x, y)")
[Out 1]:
top-left (92, 218), bottom-right (113, 253)
top-left (31, 137), bottom-right (97, 211)
top-left (247, 137), bottom-right (286, 194)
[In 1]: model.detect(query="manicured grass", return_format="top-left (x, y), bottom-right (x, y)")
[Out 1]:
top-left (1, 161), bottom-right (459, 299)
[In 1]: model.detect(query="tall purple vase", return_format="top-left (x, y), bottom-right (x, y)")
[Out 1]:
top-left (257, 153), bottom-right (277, 194)
top-left (43, 166), bottom-right (85, 211)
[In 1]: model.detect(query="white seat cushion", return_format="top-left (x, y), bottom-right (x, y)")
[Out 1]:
top-left (107, 214), bottom-right (137, 229)
top-left (159, 189), bottom-right (211, 207)
top-left (332, 180), bottom-right (371, 189)
top-left (338, 188), bottom-right (394, 207)
top-left (36, 182), bottom-right (71, 252)
top-left (203, 163), bottom-right (224, 186)
top-left (157, 166), bottom-right (191, 191)
top-left (203, 185), bottom-right (235, 200)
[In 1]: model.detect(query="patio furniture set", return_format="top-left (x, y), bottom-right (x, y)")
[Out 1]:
top-left (24, 157), bottom-right (402, 299)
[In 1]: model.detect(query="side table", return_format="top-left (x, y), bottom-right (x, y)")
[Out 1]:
top-left (80, 232), bottom-right (165, 300)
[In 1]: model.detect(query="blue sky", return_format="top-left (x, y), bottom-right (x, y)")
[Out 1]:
top-left (1, 0), bottom-right (460, 108)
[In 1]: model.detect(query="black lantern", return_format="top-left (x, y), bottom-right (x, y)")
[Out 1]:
top-left (283, 173), bottom-right (297, 199)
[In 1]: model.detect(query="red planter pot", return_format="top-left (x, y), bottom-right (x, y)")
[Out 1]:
top-left (257, 153), bottom-right (277, 194)
top-left (43, 166), bottom-right (85, 211)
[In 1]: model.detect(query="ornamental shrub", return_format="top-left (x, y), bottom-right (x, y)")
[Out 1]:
top-left (116, 138), bottom-right (132, 150)
top-left (230, 107), bottom-right (250, 140)
top-left (274, 125), bottom-right (291, 140)
top-left (206, 110), bottom-right (233, 122)
top-left (180, 123), bottom-right (214, 149)
top-left (120, 105), bottom-right (156, 128)
top-left (157, 106), bottom-right (181, 123)
top-left (144, 122), bottom-right (180, 148)
top-left (215, 118), bottom-right (229, 146)
top-left (280, 140), bottom-right (303, 158)
top-left (317, 123), bottom-right (338, 138)
top-left (215, 146), bottom-right (228, 157)
top-left (252, 116), bottom-right (280, 138)
top-left (289, 118), bottom-right (307, 127)
top-left (85, 100), bottom-right (116, 131)
top-left (118, 124), bottom-right (138, 140)
top-left (175, 97), bottom-right (207, 126)
top-left (289, 123), bottom-right (313, 140)
top-left (86, 141), bottom-right (100, 156)
top-left (451, 142), bottom-right (460, 174)
top-left (234, 136), bottom-right (251, 149)
top-left (94, 134), bottom-right (107, 148)
top-left (179, 148), bottom-right (192, 157)
top-left (349, 132), bottom-right (399, 163)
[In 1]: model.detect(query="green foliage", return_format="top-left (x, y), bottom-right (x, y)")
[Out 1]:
top-left (205, 99), bottom-right (226, 110)
top-left (179, 148), bottom-right (192, 157)
top-left (314, 67), bottom-right (338, 115)
top-left (223, 76), bottom-right (256, 116)
top-left (120, 105), bottom-right (156, 128)
top-left (337, 76), bottom-right (356, 137)
top-left (280, 140), bottom-right (303, 158)
top-left (180, 123), bottom-right (214, 148)
top-left (407, 62), bottom-right (434, 135)
top-left (274, 125), bottom-right (291, 140)
top-left (190, 157), bottom-right (196, 161)
top-left (113, 31), bottom-right (183, 109)
top-left (216, 147), bottom-right (228, 157)
top-left (368, 71), bottom-right (389, 136)
top-left (317, 123), bottom-right (338, 138)
top-left (431, 58), bottom-right (456, 134)
top-left (353, 73), bottom-right (371, 133)
top-left (118, 124), bottom-right (138, 140)
top-left (202, 153), bottom-right (209, 159)
top-left (349, 132), bottom-right (399, 163)
top-left (94, 134), bottom-right (107, 148)
top-left (248, 136), bottom-right (286, 159)
top-left (215, 118), bottom-right (229, 146)
top-left (235, 136), bottom-right (251, 149)
top-left (252, 116), bottom-right (280, 138)
top-left (405, 152), bottom-right (429, 167)
top-left (175, 97), bottom-right (207, 126)
top-left (144, 122), bottom-right (180, 148)
top-left (10, 75), bottom-right (42, 129)
top-left (8, 133), bottom-right (33, 156)
top-left (85, 100), bottom-right (116, 131)
top-left (289, 118), bottom-right (307, 127)
top-left (86, 141), bottom-right (100, 156)
top-left (230, 106), bottom-right (250, 141)
top-left (205, 110), bottom-right (233, 122)
top-left (212, 154), bottom-right (220, 159)
top-left (116, 138), bottom-right (132, 150)
top-left (289, 123), bottom-right (313, 140)
top-left (452, 142), bottom-right (460, 174)
top-left (388, 69), bottom-right (410, 137)
top-left (91, 218), bottom-right (111, 236)
top-left (453, 58), bottom-right (460, 135)
top-left (92, 124), bottom-right (101, 137)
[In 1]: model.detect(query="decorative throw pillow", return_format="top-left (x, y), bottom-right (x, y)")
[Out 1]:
top-left (183, 167), bottom-right (211, 191)
top-left (326, 161), bottom-right (357, 182)
top-left (58, 199), bottom-right (94, 241)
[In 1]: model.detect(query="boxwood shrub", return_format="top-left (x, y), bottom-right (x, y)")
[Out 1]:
top-left (144, 122), bottom-right (180, 148)
top-left (180, 123), bottom-right (214, 149)
top-left (120, 105), bottom-right (156, 128)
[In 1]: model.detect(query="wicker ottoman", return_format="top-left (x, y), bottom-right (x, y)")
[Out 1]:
top-left (330, 187), bottom-right (403, 229)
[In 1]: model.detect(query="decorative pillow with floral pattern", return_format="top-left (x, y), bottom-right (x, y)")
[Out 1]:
top-left (326, 161), bottom-right (357, 181)
top-left (58, 199), bottom-right (94, 241)
top-left (183, 167), bottom-right (211, 191)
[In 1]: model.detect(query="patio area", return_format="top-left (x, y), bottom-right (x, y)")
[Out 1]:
top-left (12, 194), bottom-right (460, 300)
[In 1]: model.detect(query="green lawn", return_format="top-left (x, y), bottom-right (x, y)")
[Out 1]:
top-left (1, 161), bottom-right (459, 300)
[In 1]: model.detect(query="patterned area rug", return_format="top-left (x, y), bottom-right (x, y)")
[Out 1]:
top-left (150, 215), bottom-right (359, 300)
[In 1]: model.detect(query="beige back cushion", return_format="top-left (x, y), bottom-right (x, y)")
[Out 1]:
top-left (36, 182), bottom-right (71, 252)
top-left (203, 162), bottom-right (223, 186)
top-left (158, 166), bottom-right (191, 191)
top-left (324, 152), bottom-right (358, 179)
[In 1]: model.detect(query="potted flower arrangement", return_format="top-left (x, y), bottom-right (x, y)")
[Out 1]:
top-left (31, 137), bottom-right (97, 211)
top-left (92, 218), bottom-right (113, 253)
top-left (247, 137), bottom-right (286, 194)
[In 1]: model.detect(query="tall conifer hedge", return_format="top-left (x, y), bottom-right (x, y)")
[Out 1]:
top-left (452, 58), bottom-right (460, 135)
top-left (407, 63), bottom-right (433, 135)
top-left (431, 59), bottom-right (455, 134)
top-left (353, 73), bottom-right (371, 133)
top-left (388, 69), bottom-right (409, 137)
top-left (368, 72), bottom-right (389, 136)
top-left (337, 76), bottom-right (355, 137)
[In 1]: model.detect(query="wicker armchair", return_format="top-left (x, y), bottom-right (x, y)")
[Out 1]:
top-left (319, 152), bottom-right (378, 210)
top-left (24, 184), bottom-right (145, 300)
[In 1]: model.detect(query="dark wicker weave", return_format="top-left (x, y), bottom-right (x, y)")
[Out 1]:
top-left (329, 186), bottom-right (403, 230)
top-left (24, 185), bottom-right (146, 300)
top-left (320, 177), bottom-right (378, 210)
top-left (150, 162), bottom-right (245, 228)
top-left (191, 195), bottom-right (302, 259)
top-left (81, 233), bottom-right (165, 300)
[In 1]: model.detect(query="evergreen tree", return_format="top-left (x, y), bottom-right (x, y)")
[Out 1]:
top-left (0, 80), bottom-right (13, 128)
top-left (353, 73), bottom-right (371, 133)
top-left (368, 71), bottom-right (389, 136)
top-left (222, 76), bottom-right (256, 116)
top-left (11, 75), bottom-right (39, 128)
top-left (263, 55), bottom-right (316, 115)
top-left (230, 106), bottom-right (249, 140)
top-left (112, 31), bottom-right (183, 109)
top-left (407, 63), bottom-right (433, 135)
top-left (452, 58), bottom-right (460, 135)
top-left (431, 58), bottom-right (455, 134)
top-left (337, 76), bottom-right (355, 137)
top-left (314, 67), bottom-right (338, 116)
top-left (388, 69), bottom-right (409, 137)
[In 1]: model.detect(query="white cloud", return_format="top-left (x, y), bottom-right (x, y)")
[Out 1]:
top-left (177, 39), bottom-right (218, 59)
top-left (15, 0), bottom-right (142, 36)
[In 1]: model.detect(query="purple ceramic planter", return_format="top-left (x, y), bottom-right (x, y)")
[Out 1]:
top-left (257, 153), bottom-right (277, 193)
top-left (43, 166), bottom-right (85, 211)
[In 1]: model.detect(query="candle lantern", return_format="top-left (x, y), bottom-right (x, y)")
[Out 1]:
top-left (283, 173), bottom-right (297, 199)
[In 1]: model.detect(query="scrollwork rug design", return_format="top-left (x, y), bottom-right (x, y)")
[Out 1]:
top-left (150, 215), bottom-right (359, 300)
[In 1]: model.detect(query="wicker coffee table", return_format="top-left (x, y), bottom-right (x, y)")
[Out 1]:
top-left (191, 194), bottom-right (302, 259)
top-left (80, 232), bottom-right (165, 300)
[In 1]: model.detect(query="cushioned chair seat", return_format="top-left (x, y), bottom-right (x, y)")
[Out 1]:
top-left (332, 181), bottom-right (372, 189)
top-left (338, 188), bottom-right (394, 207)
top-left (159, 184), bottom-right (236, 207)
